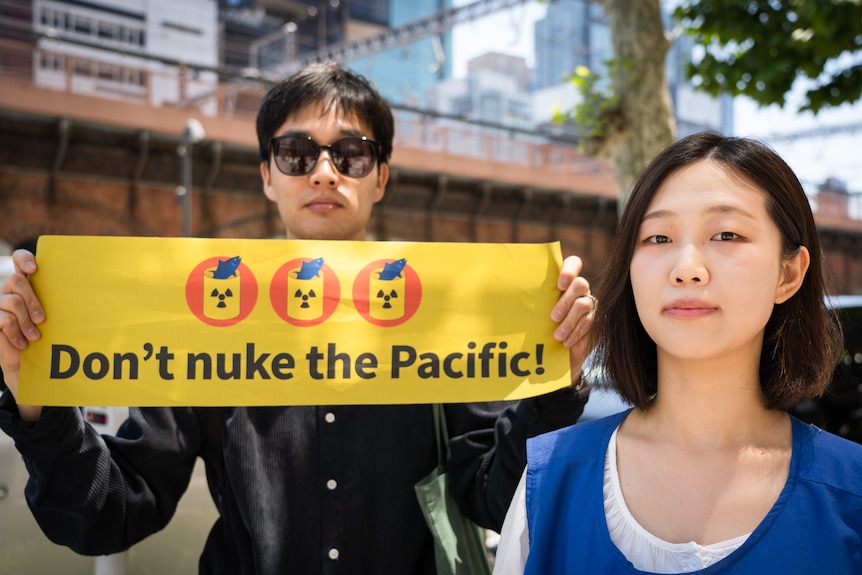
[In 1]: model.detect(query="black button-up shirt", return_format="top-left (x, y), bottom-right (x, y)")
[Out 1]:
top-left (0, 387), bottom-right (587, 574)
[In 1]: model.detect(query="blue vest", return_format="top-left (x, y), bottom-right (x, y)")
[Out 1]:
top-left (524, 410), bottom-right (862, 574)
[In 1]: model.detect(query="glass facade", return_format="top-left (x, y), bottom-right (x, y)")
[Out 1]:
top-left (533, 0), bottom-right (611, 90)
top-left (346, 0), bottom-right (452, 108)
top-left (349, 0), bottom-right (390, 26)
top-left (226, 0), bottom-right (450, 108)
top-left (532, 0), bottom-right (731, 134)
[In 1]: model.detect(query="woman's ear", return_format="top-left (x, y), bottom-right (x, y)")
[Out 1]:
top-left (775, 245), bottom-right (810, 304)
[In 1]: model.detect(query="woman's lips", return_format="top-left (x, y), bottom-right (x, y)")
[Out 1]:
top-left (664, 299), bottom-right (717, 319)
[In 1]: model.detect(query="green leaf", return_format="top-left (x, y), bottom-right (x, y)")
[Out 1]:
top-left (673, 0), bottom-right (862, 113)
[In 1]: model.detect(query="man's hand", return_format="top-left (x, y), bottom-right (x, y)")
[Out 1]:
top-left (550, 255), bottom-right (595, 377)
top-left (0, 249), bottom-right (45, 420)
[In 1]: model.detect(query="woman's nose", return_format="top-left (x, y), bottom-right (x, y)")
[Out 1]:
top-left (670, 244), bottom-right (708, 284)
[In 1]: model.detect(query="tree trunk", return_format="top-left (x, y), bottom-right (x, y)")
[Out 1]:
top-left (595, 0), bottom-right (676, 212)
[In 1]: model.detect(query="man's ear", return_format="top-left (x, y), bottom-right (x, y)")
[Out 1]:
top-left (373, 162), bottom-right (389, 204)
top-left (261, 161), bottom-right (276, 201)
top-left (775, 245), bottom-right (810, 304)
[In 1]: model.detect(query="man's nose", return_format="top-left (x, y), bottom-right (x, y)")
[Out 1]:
top-left (310, 150), bottom-right (339, 187)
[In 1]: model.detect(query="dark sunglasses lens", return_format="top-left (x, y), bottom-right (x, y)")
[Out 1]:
top-left (273, 137), bottom-right (319, 175)
top-left (331, 139), bottom-right (377, 178)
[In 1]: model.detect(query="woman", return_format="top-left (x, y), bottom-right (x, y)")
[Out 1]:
top-left (494, 132), bottom-right (862, 574)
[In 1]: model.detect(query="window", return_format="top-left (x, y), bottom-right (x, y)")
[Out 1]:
top-left (125, 69), bottom-right (143, 87)
top-left (73, 15), bottom-right (92, 35)
top-left (38, 52), bottom-right (65, 71)
top-left (37, 5), bottom-right (145, 49)
top-left (126, 28), bottom-right (145, 47)
top-left (39, 7), bottom-right (65, 29)
top-left (98, 21), bottom-right (118, 41)
top-left (98, 63), bottom-right (116, 81)
top-left (73, 58), bottom-right (93, 77)
top-left (451, 95), bottom-right (472, 116)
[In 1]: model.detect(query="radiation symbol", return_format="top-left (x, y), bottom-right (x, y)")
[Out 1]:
top-left (294, 287), bottom-right (316, 308)
top-left (292, 286), bottom-right (319, 315)
top-left (377, 288), bottom-right (398, 309)
top-left (370, 281), bottom-right (404, 320)
top-left (211, 287), bottom-right (234, 308)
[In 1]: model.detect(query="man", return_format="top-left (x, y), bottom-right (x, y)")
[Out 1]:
top-left (0, 64), bottom-right (594, 574)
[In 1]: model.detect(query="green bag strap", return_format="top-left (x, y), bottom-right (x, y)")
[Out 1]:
top-left (432, 403), bottom-right (447, 467)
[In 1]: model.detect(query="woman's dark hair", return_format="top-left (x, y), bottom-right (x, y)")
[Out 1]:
top-left (591, 132), bottom-right (842, 411)
top-left (256, 63), bottom-right (394, 165)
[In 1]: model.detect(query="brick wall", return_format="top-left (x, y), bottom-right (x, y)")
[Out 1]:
top-left (0, 166), bottom-right (613, 282)
top-left (3, 165), bottom-right (861, 294)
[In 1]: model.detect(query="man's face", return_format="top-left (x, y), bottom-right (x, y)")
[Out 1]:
top-left (260, 104), bottom-right (389, 241)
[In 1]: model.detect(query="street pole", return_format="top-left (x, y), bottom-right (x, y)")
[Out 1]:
top-left (177, 118), bottom-right (206, 237)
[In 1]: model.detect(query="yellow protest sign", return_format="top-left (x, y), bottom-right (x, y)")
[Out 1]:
top-left (18, 236), bottom-right (571, 406)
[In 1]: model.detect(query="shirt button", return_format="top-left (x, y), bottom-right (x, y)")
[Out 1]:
top-left (326, 479), bottom-right (337, 490)
top-left (324, 412), bottom-right (336, 423)
top-left (328, 548), bottom-right (339, 560)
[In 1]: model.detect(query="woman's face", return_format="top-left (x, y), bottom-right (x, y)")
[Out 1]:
top-left (629, 159), bottom-right (807, 366)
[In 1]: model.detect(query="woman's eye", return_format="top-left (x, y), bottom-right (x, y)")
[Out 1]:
top-left (714, 231), bottom-right (738, 241)
top-left (648, 235), bottom-right (670, 244)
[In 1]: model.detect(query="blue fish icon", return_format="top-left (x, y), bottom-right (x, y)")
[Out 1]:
top-left (294, 257), bottom-right (324, 279)
top-left (377, 258), bottom-right (407, 280)
top-left (212, 256), bottom-right (241, 279)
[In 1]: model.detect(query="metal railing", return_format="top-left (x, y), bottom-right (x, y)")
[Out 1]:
top-left (0, 36), bottom-right (858, 223)
top-left (0, 37), bottom-right (612, 187)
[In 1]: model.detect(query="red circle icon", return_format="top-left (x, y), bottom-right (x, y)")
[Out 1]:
top-left (186, 256), bottom-right (258, 326)
top-left (353, 259), bottom-right (421, 327)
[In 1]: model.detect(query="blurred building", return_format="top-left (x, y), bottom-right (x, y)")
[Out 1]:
top-left (348, 1), bottom-right (452, 108)
top-left (426, 0), bottom-right (731, 137)
top-left (533, 0), bottom-right (610, 91)
top-left (532, 0), bottom-right (732, 134)
top-left (666, 31), bottom-right (734, 136)
top-left (30, 0), bottom-right (219, 112)
top-left (222, 0), bottom-right (453, 108)
top-left (426, 52), bottom-right (532, 129)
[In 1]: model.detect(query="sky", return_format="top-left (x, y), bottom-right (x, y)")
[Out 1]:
top-left (733, 97), bottom-right (862, 193)
top-left (450, 0), bottom-right (862, 194)
top-left (450, 0), bottom-right (544, 75)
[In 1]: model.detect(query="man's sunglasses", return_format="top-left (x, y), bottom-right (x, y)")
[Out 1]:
top-left (269, 135), bottom-right (381, 178)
